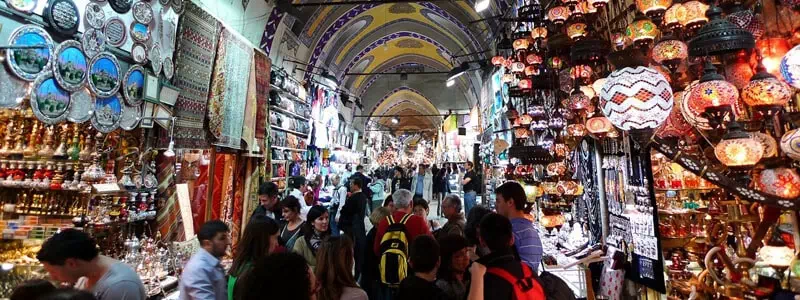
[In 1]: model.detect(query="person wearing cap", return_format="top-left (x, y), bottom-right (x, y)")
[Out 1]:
top-left (289, 176), bottom-right (310, 221)
top-left (251, 182), bottom-right (281, 222)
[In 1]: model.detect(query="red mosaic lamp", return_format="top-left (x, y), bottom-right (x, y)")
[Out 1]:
top-left (688, 61), bottom-right (739, 129)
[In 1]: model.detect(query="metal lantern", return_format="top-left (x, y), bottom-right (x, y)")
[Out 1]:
top-left (599, 66), bottom-right (674, 131)
top-left (727, 7), bottom-right (765, 40)
top-left (636, 0), bottom-right (672, 20)
top-left (742, 65), bottom-right (792, 109)
top-left (780, 44), bottom-right (800, 88)
top-left (757, 168), bottom-right (800, 199)
top-left (652, 38), bottom-right (688, 72)
top-left (714, 121), bottom-right (764, 167)
top-left (626, 14), bottom-right (660, 45)
top-left (567, 23), bottom-right (588, 40)
top-left (531, 26), bottom-right (548, 40)
top-left (688, 5), bottom-right (755, 57)
top-left (548, 6), bottom-right (570, 25)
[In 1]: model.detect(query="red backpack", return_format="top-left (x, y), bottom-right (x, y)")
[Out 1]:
top-left (487, 262), bottom-right (545, 300)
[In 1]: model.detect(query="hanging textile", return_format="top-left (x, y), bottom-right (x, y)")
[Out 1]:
top-left (207, 28), bottom-right (254, 149)
top-left (241, 57), bottom-right (257, 150)
top-left (156, 155), bottom-right (182, 241)
top-left (172, 2), bottom-right (220, 148)
top-left (254, 52), bottom-right (270, 148)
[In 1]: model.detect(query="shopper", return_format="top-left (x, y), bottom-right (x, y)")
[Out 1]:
top-left (464, 205), bottom-right (493, 260)
top-left (36, 229), bottom-right (146, 300)
top-left (413, 198), bottom-right (440, 231)
top-left (40, 289), bottom-right (97, 300)
top-left (10, 279), bottom-right (56, 300)
top-left (396, 235), bottom-right (447, 300)
top-left (342, 164), bottom-right (354, 185)
top-left (316, 235), bottom-right (368, 300)
top-left (361, 206), bottom-right (393, 299)
top-left (411, 165), bottom-right (433, 201)
top-left (373, 189), bottom-right (432, 255)
top-left (382, 195), bottom-right (395, 213)
top-left (234, 252), bottom-right (317, 300)
top-left (179, 220), bottom-right (231, 300)
top-left (495, 181), bottom-right (543, 271)
top-left (339, 177), bottom-right (368, 280)
top-left (462, 161), bottom-right (478, 216)
top-left (294, 205), bottom-right (331, 271)
top-left (436, 234), bottom-right (471, 300)
top-left (227, 215), bottom-right (279, 300)
top-left (474, 213), bottom-right (544, 299)
top-left (432, 165), bottom-right (448, 216)
top-left (435, 194), bottom-right (465, 239)
top-left (250, 182), bottom-right (280, 222)
top-left (312, 174), bottom-right (323, 202)
top-left (289, 176), bottom-right (310, 220)
top-left (368, 173), bottom-right (387, 211)
top-left (330, 174), bottom-right (348, 236)
top-left (279, 196), bottom-right (305, 250)
top-left (389, 167), bottom-right (405, 194)
top-left (351, 165), bottom-right (373, 204)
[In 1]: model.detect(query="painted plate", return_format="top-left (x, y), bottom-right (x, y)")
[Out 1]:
top-left (171, 0), bottom-right (183, 14)
top-left (5, 0), bottom-right (38, 13)
top-left (123, 65), bottom-right (145, 106)
top-left (31, 71), bottom-right (71, 124)
top-left (108, 0), bottom-right (131, 14)
top-left (132, 1), bottom-right (153, 24)
top-left (130, 22), bottom-right (150, 43)
top-left (88, 53), bottom-right (120, 97)
top-left (81, 28), bottom-right (105, 59)
top-left (5, 25), bottom-right (55, 81)
top-left (131, 43), bottom-right (147, 64)
top-left (67, 88), bottom-right (94, 123)
top-left (120, 102), bottom-right (141, 130)
top-left (104, 17), bottom-right (127, 48)
top-left (85, 2), bottom-right (105, 29)
top-left (43, 0), bottom-right (80, 36)
top-left (0, 66), bottom-right (29, 108)
top-left (91, 93), bottom-right (123, 133)
top-left (163, 56), bottom-right (174, 80)
top-left (52, 40), bottom-right (88, 92)
top-left (149, 43), bottom-right (161, 75)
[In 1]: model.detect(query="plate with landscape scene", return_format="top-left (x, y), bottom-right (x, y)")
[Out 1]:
top-left (5, 25), bottom-right (54, 81)
top-left (53, 40), bottom-right (87, 92)
top-left (91, 93), bottom-right (123, 133)
top-left (123, 65), bottom-right (145, 106)
top-left (31, 71), bottom-right (71, 124)
top-left (88, 53), bottom-right (120, 97)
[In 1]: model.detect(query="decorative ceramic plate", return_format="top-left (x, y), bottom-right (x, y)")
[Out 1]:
top-left (6, 25), bottom-right (55, 81)
top-left (130, 22), bottom-right (150, 43)
top-left (149, 43), bottom-right (161, 75)
top-left (123, 65), bottom-right (145, 106)
top-left (88, 53), bottom-right (120, 97)
top-left (132, 1), bottom-right (153, 24)
top-left (43, 0), bottom-right (80, 36)
top-left (108, 0), bottom-right (131, 14)
top-left (67, 88), bottom-right (94, 123)
top-left (31, 71), bottom-right (71, 124)
top-left (85, 2), bottom-right (105, 29)
top-left (120, 102), bottom-right (141, 130)
top-left (52, 40), bottom-right (88, 92)
top-left (92, 93), bottom-right (122, 133)
top-left (104, 17), bottom-right (126, 48)
top-left (171, 0), bottom-right (183, 14)
top-left (0, 66), bottom-right (29, 108)
top-left (81, 28), bottom-right (105, 59)
top-left (5, 0), bottom-right (37, 13)
top-left (131, 43), bottom-right (147, 64)
top-left (163, 56), bottom-right (173, 80)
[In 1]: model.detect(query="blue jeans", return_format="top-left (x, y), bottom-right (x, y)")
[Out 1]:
top-left (464, 191), bottom-right (477, 216)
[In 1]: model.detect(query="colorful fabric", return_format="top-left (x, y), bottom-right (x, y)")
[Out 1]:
top-left (156, 156), bottom-right (182, 241)
top-left (242, 58), bottom-right (257, 150)
top-left (207, 28), bottom-right (253, 149)
top-left (172, 2), bottom-right (220, 149)
top-left (253, 52), bottom-right (270, 148)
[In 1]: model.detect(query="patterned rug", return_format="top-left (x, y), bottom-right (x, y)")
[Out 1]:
top-left (254, 52), bottom-right (270, 147)
top-left (207, 28), bottom-right (253, 149)
top-left (172, 2), bottom-right (220, 149)
top-left (241, 60), bottom-right (257, 150)
top-left (156, 155), bottom-right (182, 241)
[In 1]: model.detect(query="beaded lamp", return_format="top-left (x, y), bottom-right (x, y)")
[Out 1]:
top-left (652, 37), bottom-right (688, 72)
top-left (570, 65), bottom-right (592, 80)
top-left (714, 121), bottom-right (764, 167)
top-left (567, 22), bottom-right (588, 40)
top-left (688, 61), bottom-right (739, 128)
top-left (757, 168), bottom-right (800, 199)
top-left (568, 89), bottom-right (591, 110)
top-left (548, 6), bottom-right (570, 25)
top-left (599, 66), bottom-right (674, 131)
top-left (626, 14), bottom-right (660, 46)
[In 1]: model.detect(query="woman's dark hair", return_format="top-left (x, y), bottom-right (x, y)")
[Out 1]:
top-left (382, 195), bottom-right (393, 207)
top-left (280, 196), bottom-right (301, 213)
top-left (413, 198), bottom-right (429, 211)
top-left (237, 252), bottom-right (312, 300)
top-left (316, 236), bottom-right (357, 300)
top-left (436, 234), bottom-right (469, 281)
top-left (36, 229), bottom-right (99, 265)
top-left (290, 176), bottom-right (306, 189)
top-left (409, 235), bottom-right (440, 273)
top-left (11, 279), bottom-right (56, 300)
top-left (40, 289), bottom-right (96, 300)
top-left (229, 215), bottom-right (279, 277)
top-left (302, 205), bottom-right (330, 255)
top-left (464, 205), bottom-right (492, 246)
top-left (479, 213), bottom-right (513, 253)
top-left (495, 181), bottom-right (532, 213)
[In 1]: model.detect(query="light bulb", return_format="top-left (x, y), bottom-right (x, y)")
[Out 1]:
top-left (475, 0), bottom-right (490, 12)
top-left (163, 141), bottom-right (175, 157)
top-left (446, 79), bottom-right (455, 87)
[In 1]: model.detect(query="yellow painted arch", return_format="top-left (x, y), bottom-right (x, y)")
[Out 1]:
top-left (372, 89), bottom-right (439, 117)
top-left (350, 39), bottom-right (450, 89)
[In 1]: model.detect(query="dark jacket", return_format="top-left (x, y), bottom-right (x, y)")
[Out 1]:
top-left (476, 250), bottom-right (525, 300)
top-left (434, 215), bottom-right (465, 239)
top-left (350, 172), bottom-right (372, 198)
top-left (396, 275), bottom-right (449, 300)
top-left (360, 227), bottom-right (380, 298)
top-left (250, 205), bottom-right (282, 223)
top-left (339, 191), bottom-right (367, 229)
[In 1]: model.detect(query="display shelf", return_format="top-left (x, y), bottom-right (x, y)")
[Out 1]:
top-left (271, 146), bottom-right (307, 152)
top-left (270, 84), bottom-right (308, 105)
top-left (270, 125), bottom-right (309, 137)
top-left (270, 177), bottom-right (286, 181)
top-left (0, 184), bottom-right (87, 192)
top-left (271, 106), bottom-right (310, 122)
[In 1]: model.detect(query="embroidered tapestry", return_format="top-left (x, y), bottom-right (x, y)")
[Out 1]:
top-left (207, 28), bottom-right (253, 149)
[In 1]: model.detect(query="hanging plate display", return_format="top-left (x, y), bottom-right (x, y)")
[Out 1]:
top-left (131, 43), bottom-right (147, 64)
top-left (149, 43), bottom-right (161, 75)
top-left (120, 102), bottom-right (141, 130)
top-left (130, 22), bottom-right (150, 43)
top-left (108, 0), bottom-right (131, 14)
top-left (91, 93), bottom-right (122, 133)
top-left (84, 2), bottom-right (105, 29)
top-left (104, 17), bottom-right (126, 48)
top-left (88, 53), bottom-right (120, 97)
top-left (5, 0), bottom-right (38, 14)
top-left (163, 56), bottom-right (173, 80)
top-left (43, 0), bottom-right (80, 36)
top-left (81, 28), bottom-right (105, 59)
top-left (132, 1), bottom-right (153, 24)
top-left (6, 25), bottom-right (55, 82)
top-left (123, 65), bottom-right (145, 106)
top-left (52, 40), bottom-right (88, 92)
top-left (67, 88), bottom-right (94, 123)
top-left (0, 66), bottom-right (29, 108)
top-left (31, 71), bottom-right (71, 124)
top-left (171, 0), bottom-right (183, 14)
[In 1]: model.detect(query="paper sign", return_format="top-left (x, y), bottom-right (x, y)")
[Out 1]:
top-left (92, 183), bottom-right (121, 193)
top-left (176, 184), bottom-right (194, 240)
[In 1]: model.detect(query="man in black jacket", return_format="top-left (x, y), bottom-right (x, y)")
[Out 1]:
top-left (476, 213), bottom-right (536, 299)
top-left (340, 177), bottom-right (368, 280)
top-left (250, 182), bottom-right (281, 222)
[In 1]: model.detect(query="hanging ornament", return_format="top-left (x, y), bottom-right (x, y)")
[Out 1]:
top-left (724, 52), bottom-right (755, 90)
top-left (758, 38), bottom-right (791, 77)
top-left (727, 6), bottom-right (765, 40)
top-left (636, 0), bottom-right (672, 23)
top-left (599, 66), bottom-right (674, 131)
top-left (567, 22), bottom-right (588, 40)
top-left (663, 3), bottom-right (686, 30)
top-left (687, 61), bottom-right (740, 127)
top-left (548, 6), bottom-right (569, 25)
top-left (757, 168), bottom-right (800, 199)
top-left (626, 14), bottom-right (660, 46)
top-left (688, 5), bottom-right (754, 56)
top-left (656, 93), bottom-right (694, 139)
top-left (780, 129), bottom-right (800, 161)
top-left (742, 64), bottom-right (792, 109)
top-left (531, 26), bottom-right (548, 40)
top-left (681, 1), bottom-right (709, 30)
top-left (679, 81), bottom-right (711, 130)
top-left (652, 37), bottom-right (688, 73)
top-left (714, 121), bottom-right (764, 167)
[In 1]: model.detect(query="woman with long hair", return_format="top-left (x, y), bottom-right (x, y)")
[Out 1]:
top-left (280, 196), bottom-right (305, 250)
top-left (315, 235), bottom-right (367, 300)
top-left (436, 234), bottom-right (471, 300)
top-left (235, 252), bottom-right (319, 300)
top-left (228, 215), bottom-right (280, 299)
top-left (294, 205), bottom-right (330, 270)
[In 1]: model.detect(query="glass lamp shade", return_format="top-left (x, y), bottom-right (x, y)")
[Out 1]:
top-left (513, 38), bottom-right (531, 51)
top-left (626, 17), bottom-right (660, 43)
top-left (779, 129), bottom-right (800, 161)
top-left (714, 135), bottom-right (764, 167)
top-left (548, 6), bottom-right (570, 24)
top-left (636, 0), bottom-right (672, 16)
top-left (568, 91), bottom-right (591, 110)
top-left (752, 132), bottom-right (779, 158)
top-left (611, 32), bottom-right (634, 51)
top-left (549, 116), bottom-right (566, 129)
top-left (567, 124), bottom-right (588, 137)
top-left (579, 1), bottom-right (597, 15)
top-left (742, 76), bottom-right (792, 108)
top-left (725, 58), bottom-right (755, 90)
top-left (567, 23), bottom-right (588, 40)
top-left (531, 26), bottom-right (548, 40)
top-left (663, 3), bottom-right (686, 29)
top-left (727, 9), bottom-right (765, 40)
top-left (598, 66), bottom-right (674, 131)
top-left (677, 84), bottom-right (711, 130)
top-left (526, 53), bottom-right (543, 65)
top-left (503, 58), bottom-right (513, 68)
top-left (652, 39), bottom-right (688, 66)
top-left (780, 44), bottom-right (800, 89)
top-left (588, 0), bottom-right (609, 8)
top-left (492, 55), bottom-right (506, 66)
top-left (570, 65), bottom-right (593, 79)
top-left (524, 65), bottom-right (539, 76)
top-left (541, 214), bottom-right (566, 228)
top-left (592, 78), bottom-right (607, 95)
top-left (580, 85), bottom-right (596, 98)
top-left (656, 95), bottom-right (694, 139)
top-left (586, 116), bottom-right (613, 134)
top-left (688, 78), bottom-right (739, 111)
top-left (759, 245), bottom-right (795, 268)
top-left (511, 62), bottom-right (526, 73)
top-left (757, 168), bottom-right (800, 199)
top-left (549, 57), bottom-right (564, 69)
top-left (759, 38), bottom-right (791, 77)
top-left (502, 73), bottom-right (515, 83)
top-left (518, 78), bottom-right (533, 90)
top-left (681, 1), bottom-right (709, 29)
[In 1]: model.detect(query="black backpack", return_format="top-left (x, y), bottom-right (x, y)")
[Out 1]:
top-left (378, 214), bottom-right (411, 287)
top-left (538, 269), bottom-right (577, 300)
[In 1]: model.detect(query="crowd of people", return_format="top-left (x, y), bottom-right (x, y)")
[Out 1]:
top-left (15, 163), bottom-right (563, 300)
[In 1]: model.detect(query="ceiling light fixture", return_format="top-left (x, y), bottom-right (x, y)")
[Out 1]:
top-left (447, 62), bottom-right (469, 81)
top-left (446, 79), bottom-right (455, 87)
top-left (475, 0), bottom-right (490, 12)
top-left (391, 117), bottom-right (400, 124)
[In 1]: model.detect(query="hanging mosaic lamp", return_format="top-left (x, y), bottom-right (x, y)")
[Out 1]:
top-left (725, 52), bottom-right (755, 90)
top-left (524, 65), bottom-right (539, 76)
top-left (592, 78), bottom-right (607, 95)
top-left (580, 85), bottom-right (596, 98)
top-left (531, 26), bottom-right (548, 40)
top-left (491, 55), bottom-right (506, 66)
top-left (636, 0), bottom-right (672, 22)
top-left (548, 6), bottom-right (570, 25)
top-left (626, 14), bottom-right (660, 46)
top-left (727, 5), bottom-right (765, 40)
top-left (588, 0), bottom-right (609, 8)
top-left (758, 38), bottom-right (791, 77)
top-left (513, 37), bottom-right (531, 51)
top-left (742, 63), bottom-right (792, 109)
top-left (599, 66), bottom-right (674, 131)
top-left (549, 56), bottom-right (564, 69)
top-left (780, 129), bottom-right (800, 161)
top-left (714, 121), bottom-right (764, 167)
top-left (570, 65), bottom-right (593, 80)
top-left (663, 3), bottom-right (686, 30)
top-left (511, 61), bottom-right (526, 73)
top-left (526, 53), bottom-right (543, 65)
top-left (656, 93), bottom-right (694, 139)
top-left (586, 116), bottom-right (614, 135)
top-left (568, 89), bottom-right (591, 110)
top-left (752, 132), bottom-right (778, 158)
top-left (680, 1), bottom-right (709, 30)
top-left (688, 5), bottom-right (754, 57)
top-left (679, 81), bottom-right (711, 130)
top-left (611, 31), bottom-right (634, 51)
top-left (518, 78), bottom-right (533, 90)
top-left (780, 44), bottom-right (800, 88)
top-left (688, 61), bottom-right (739, 122)
top-left (652, 36), bottom-right (688, 72)
top-left (567, 22), bottom-right (588, 40)
top-left (581, 1), bottom-right (598, 14)
top-left (502, 73), bottom-right (515, 83)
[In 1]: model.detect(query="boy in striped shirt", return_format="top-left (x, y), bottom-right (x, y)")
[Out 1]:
top-left (494, 181), bottom-right (544, 272)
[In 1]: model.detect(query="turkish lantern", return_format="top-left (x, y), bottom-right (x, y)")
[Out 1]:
top-left (599, 66), bottom-right (674, 131)
top-left (567, 23), bottom-right (588, 40)
top-left (681, 0), bottom-right (709, 30)
top-left (526, 53), bottom-right (543, 65)
top-left (586, 116), bottom-right (614, 135)
top-left (491, 55), bottom-right (506, 66)
top-left (652, 39), bottom-right (688, 72)
top-left (742, 66), bottom-right (792, 109)
top-left (531, 26), bottom-right (548, 40)
top-left (626, 15), bottom-right (659, 45)
top-left (548, 6), bottom-right (569, 25)
top-left (757, 168), bottom-right (800, 199)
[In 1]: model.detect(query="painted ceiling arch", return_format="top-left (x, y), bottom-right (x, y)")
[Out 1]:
top-left (338, 32), bottom-right (452, 80)
top-left (368, 87), bottom-right (441, 129)
top-left (355, 59), bottom-right (446, 97)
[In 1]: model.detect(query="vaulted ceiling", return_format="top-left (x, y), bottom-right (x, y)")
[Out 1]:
top-left (287, 0), bottom-right (514, 134)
